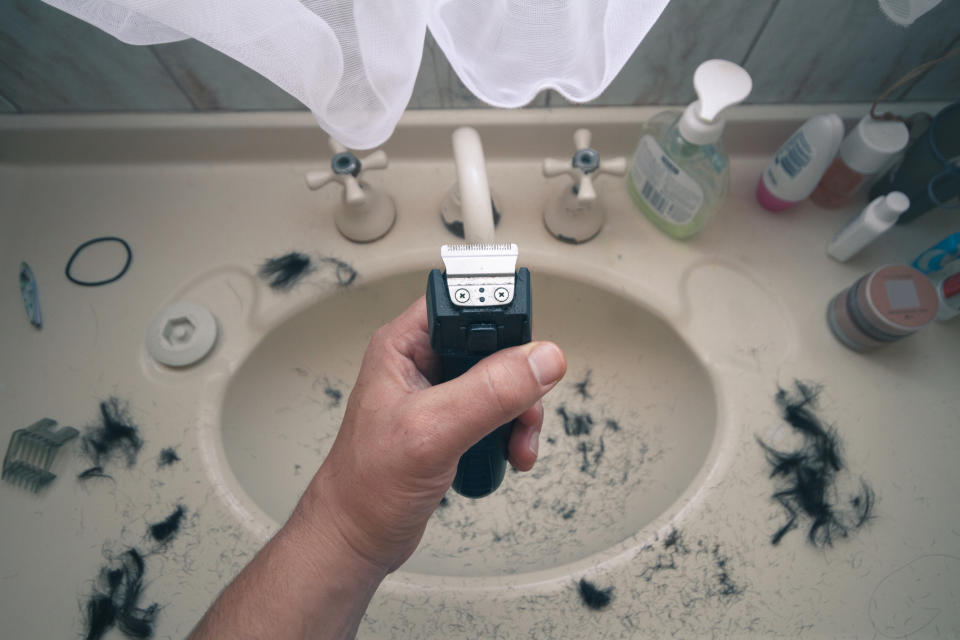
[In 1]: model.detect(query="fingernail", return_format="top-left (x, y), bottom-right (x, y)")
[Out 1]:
top-left (528, 429), bottom-right (540, 457)
top-left (528, 342), bottom-right (564, 387)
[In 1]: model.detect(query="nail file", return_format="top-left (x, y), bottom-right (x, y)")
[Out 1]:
top-left (426, 243), bottom-right (532, 498)
top-left (19, 262), bottom-right (42, 329)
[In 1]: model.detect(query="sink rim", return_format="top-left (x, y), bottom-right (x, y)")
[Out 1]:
top-left (194, 254), bottom-right (748, 588)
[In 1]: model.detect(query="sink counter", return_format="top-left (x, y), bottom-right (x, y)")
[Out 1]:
top-left (1, 106), bottom-right (958, 638)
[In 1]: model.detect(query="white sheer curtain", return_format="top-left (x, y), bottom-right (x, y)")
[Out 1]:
top-left (43, 0), bottom-right (671, 148)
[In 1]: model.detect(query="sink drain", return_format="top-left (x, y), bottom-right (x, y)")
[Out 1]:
top-left (146, 301), bottom-right (219, 367)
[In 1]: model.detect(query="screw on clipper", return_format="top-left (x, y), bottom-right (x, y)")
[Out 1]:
top-left (440, 243), bottom-right (519, 308)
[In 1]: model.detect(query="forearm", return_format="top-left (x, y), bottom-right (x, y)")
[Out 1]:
top-left (189, 297), bottom-right (565, 638)
top-left (190, 483), bottom-right (387, 640)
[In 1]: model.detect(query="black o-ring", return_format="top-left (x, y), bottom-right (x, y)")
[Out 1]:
top-left (65, 236), bottom-right (133, 286)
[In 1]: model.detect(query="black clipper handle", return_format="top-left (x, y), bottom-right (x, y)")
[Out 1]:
top-left (426, 268), bottom-right (532, 498)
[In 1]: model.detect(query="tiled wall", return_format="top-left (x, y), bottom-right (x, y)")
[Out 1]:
top-left (1, 0), bottom-right (957, 115)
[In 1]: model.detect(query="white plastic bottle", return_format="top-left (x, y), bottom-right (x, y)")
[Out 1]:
top-left (756, 114), bottom-right (844, 212)
top-left (811, 114), bottom-right (909, 209)
top-left (826, 192), bottom-right (910, 262)
top-left (627, 59), bottom-right (752, 239)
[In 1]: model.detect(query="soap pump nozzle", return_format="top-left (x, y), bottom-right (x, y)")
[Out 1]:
top-left (678, 59), bottom-right (752, 146)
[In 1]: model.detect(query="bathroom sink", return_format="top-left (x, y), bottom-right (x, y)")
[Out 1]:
top-left (220, 268), bottom-right (716, 577)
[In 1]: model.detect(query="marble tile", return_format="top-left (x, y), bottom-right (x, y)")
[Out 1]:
top-left (745, 0), bottom-right (960, 103)
top-left (0, 91), bottom-right (17, 112)
top-left (0, 0), bottom-right (191, 111)
top-left (151, 40), bottom-right (306, 111)
top-left (587, 0), bottom-right (776, 106)
top-left (1, 0), bottom-right (956, 114)
top-left (903, 33), bottom-right (960, 102)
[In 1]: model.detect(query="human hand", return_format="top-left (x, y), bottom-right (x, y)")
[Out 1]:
top-left (292, 295), bottom-right (566, 574)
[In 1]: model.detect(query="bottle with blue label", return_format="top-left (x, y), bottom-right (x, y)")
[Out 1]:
top-left (757, 114), bottom-right (845, 212)
top-left (627, 59), bottom-right (752, 239)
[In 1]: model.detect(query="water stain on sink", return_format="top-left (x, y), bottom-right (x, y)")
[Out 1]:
top-left (220, 270), bottom-right (718, 577)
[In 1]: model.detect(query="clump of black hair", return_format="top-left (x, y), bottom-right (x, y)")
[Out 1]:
top-left (318, 256), bottom-right (357, 287)
top-left (83, 548), bottom-right (159, 640)
top-left (663, 527), bottom-right (684, 551)
top-left (80, 398), bottom-right (143, 475)
top-left (573, 370), bottom-right (593, 400)
top-left (577, 438), bottom-right (605, 477)
top-left (757, 381), bottom-right (875, 547)
top-left (323, 384), bottom-right (343, 408)
top-left (712, 545), bottom-right (744, 598)
top-left (552, 501), bottom-right (577, 520)
top-left (78, 466), bottom-right (112, 481)
top-left (258, 252), bottom-right (315, 291)
top-left (556, 406), bottom-right (594, 436)
top-left (578, 578), bottom-right (614, 610)
top-left (157, 447), bottom-right (180, 468)
top-left (148, 505), bottom-right (186, 544)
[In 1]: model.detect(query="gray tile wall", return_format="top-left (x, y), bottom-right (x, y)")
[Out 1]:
top-left (1, 0), bottom-right (957, 115)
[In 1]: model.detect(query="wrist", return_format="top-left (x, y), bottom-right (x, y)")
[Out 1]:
top-left (190, 479), bottom-right (387, 640)
top-left (287, 473), bottom-right (390, 584)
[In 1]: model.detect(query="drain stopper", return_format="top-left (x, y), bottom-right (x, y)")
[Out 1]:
top-left (146, 301), bottom-right (219, 367)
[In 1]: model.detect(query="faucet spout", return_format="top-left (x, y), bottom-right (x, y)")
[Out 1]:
top-left (452, 127), bottom-right (496, 244)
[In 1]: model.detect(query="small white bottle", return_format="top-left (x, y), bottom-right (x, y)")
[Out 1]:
top-left (826, 192), bottom-right (910, 262)
top-left (756, 114), bottom-right (844, 212)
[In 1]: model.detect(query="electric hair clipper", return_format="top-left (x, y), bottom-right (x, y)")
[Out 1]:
top-left (426, 243), bottom-right (532, 498)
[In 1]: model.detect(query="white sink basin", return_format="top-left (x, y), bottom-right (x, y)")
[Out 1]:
top-left (4, 107), bottom-right (960, 638)
top-left (221, 269), bottom-right (716, 577)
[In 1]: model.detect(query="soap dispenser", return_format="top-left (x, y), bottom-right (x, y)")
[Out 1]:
top-left (627, 59), bottom-right (752, 239)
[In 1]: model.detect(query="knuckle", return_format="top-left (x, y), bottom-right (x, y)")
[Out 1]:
top-left (369, 325), bottom-right (390, 349)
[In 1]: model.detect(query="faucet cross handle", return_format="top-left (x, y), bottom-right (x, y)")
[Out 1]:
top-left (305, 137), bottom-right (390, 206)
top-left (304, 137), bottom-right (397, 243)
top-left (542, 128), bottom-right (626, 202)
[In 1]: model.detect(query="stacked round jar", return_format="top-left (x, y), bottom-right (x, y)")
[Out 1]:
top-left (827, 264), bottom-right (938, 351)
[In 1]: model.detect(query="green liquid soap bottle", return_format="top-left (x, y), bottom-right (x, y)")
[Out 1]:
top-left (627, 59), bottom-right (752, 239)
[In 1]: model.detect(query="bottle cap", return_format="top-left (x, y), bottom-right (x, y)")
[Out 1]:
top-left (872, 191), bottom-right (910, 223)
top-left (839, 115), bottom-right (909, 174)
top-left (678, 59), bottom-right (752, 146)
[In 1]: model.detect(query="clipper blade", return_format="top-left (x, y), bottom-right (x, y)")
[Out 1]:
top-left (440, 243), bottom-right (519, 308)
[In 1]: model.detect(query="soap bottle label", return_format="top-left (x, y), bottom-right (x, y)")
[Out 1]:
top-left (631, 135), bottom-right (704, 225)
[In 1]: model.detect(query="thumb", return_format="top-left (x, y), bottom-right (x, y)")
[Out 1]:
top-left (414, 341), bottom-right (566, 459)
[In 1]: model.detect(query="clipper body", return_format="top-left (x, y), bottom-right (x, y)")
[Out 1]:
top-left (426, 243), bottom-right (532, 498)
